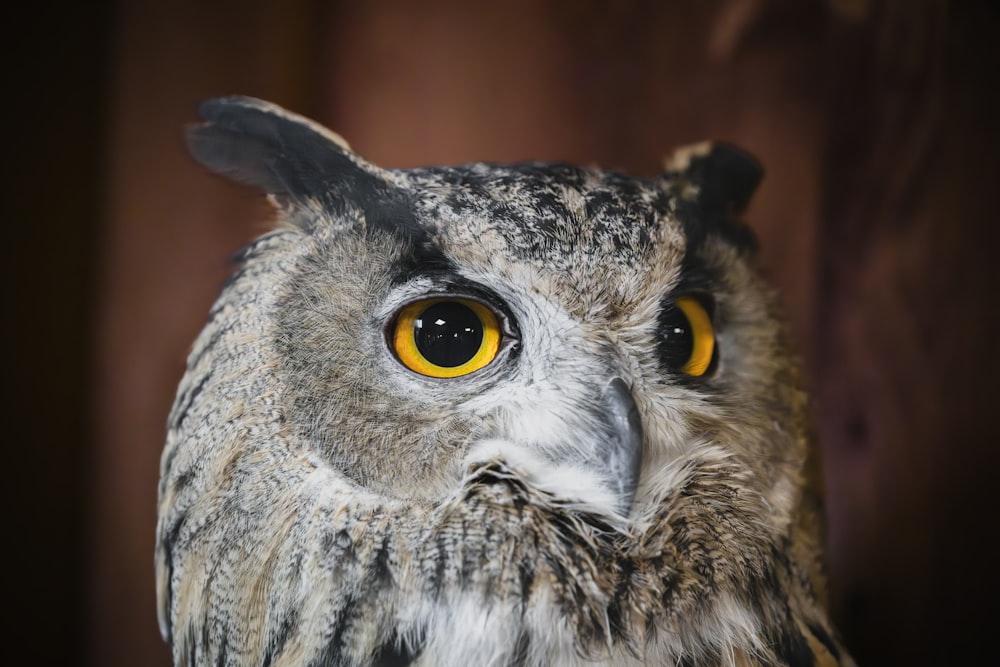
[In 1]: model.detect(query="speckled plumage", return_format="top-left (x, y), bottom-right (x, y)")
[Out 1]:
top-left (156, 96), bottom-right (854, 666)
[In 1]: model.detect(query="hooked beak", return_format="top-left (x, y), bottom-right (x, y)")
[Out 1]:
top-left (598, 378), bottom-right (643, 516)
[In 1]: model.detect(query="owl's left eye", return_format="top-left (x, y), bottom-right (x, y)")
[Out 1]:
top-left (391, 298), bottom-right (502, 378)
top-left (657, 295), bottom-right (717, 377)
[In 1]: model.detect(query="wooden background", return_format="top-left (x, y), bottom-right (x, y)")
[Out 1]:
top-left (8, 1), bottom-right (999, 664)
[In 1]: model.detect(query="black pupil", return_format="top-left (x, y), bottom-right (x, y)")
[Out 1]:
top-left (656, 303), bottom-right (694, 371)
top-left (414, 301), bottom-right (484, 367)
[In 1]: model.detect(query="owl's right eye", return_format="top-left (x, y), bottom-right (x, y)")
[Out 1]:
top-left (390, 298), bottom-right (502, 378)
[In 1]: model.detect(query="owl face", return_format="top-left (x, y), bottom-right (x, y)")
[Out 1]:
top-left (189, 98), bottom-right (797, 525)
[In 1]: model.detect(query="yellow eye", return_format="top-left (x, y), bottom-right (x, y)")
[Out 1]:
top-left (392, 298), bottom-right (502, 378)
top-left (657, 296), bottom-right (716, 377)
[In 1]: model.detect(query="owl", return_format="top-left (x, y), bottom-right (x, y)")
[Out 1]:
top-left (156, 96), bottom-right (854, 667)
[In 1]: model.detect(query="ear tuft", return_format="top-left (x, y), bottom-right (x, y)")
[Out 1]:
top-left (661, 142), bottom-right (763, 251)
top-left (185, 96), bottom-right (425, 239)
top-left (186, 96), bottom-right (377, 214)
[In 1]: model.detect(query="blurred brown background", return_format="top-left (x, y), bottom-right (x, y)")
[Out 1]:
top-left (7, 0), bottom-right (999, 665)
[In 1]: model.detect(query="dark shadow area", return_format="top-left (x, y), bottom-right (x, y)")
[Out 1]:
top-left (4, 1), bottom-right (113, 663)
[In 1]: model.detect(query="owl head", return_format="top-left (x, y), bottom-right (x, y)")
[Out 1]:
top-left (158, 96), bottom-right (838, 666)
top-left (183, 96), bottom-right (801, 519)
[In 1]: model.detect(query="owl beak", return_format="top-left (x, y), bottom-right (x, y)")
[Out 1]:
top-left (599, 378), bottom-right (643, 516)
